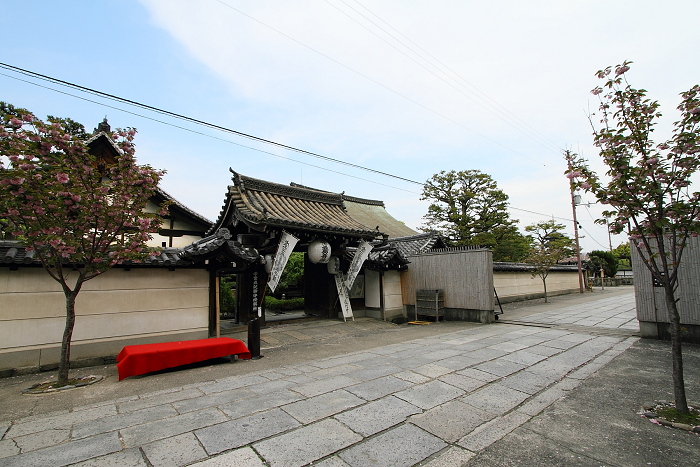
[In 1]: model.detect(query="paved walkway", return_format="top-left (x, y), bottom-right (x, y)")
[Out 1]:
top-left (502, 290), bottom-right (639, 332)
top-left (1, 289), bottom-right (698, 466)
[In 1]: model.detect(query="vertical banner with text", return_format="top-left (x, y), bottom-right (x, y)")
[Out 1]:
top-left (334, 273), bottom-right (354, 321)
top-left (267, 230), bottom-right (300, 293)
top-left (345, 240), bottom-right (373, 291)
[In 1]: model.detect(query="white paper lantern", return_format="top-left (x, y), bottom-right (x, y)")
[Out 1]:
top-left (308, 239), bottom-right (331, 264)
top-left (327, 256), bottom-right (340, 274)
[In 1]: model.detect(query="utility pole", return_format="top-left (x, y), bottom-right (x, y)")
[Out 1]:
top-left (566, 151), bottom-right (585, 294)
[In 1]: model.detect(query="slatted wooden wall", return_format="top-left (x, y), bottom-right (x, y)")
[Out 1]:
top-left (401, 248), bottom-right (493, 311)
top-left (631, 236), bottom-right (700, 325)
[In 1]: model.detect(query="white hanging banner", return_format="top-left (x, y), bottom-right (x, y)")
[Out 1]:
top-left (267, 230), bottom-right (300, 292)
top-left (334, 273), bottom-right (354, 321)
top-left (345, 240), bottom-right (373, 291)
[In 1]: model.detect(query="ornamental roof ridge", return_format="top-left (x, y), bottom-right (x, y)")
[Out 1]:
top-left (388, 231), bottom-right (439, 242)
top-left (233, 172), bottom-right (343, 205)
top-left (289, 182), bottom-right (385, 207)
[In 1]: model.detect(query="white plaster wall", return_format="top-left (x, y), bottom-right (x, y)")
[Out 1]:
top-left (494, 270), bottom-right (579, 299)
top-left (0, 267), bottom-right (209, 370)
top-left (365, 269), bottom-right (381, 308)
top-left (383, 270), bottom-right (403, 309)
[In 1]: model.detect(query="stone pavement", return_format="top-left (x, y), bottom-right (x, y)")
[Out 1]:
top-left (502, 291), bottom-right (639, 332)
top-left (1, 289), bottom-right (698, 466)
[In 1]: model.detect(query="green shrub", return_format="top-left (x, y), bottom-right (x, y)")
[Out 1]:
top-left (587, 250), bottom-right (619, 277)
top-left (219, 275), bottom-right (236, 313)
top-left (265, 296), bottom-right (304, 311)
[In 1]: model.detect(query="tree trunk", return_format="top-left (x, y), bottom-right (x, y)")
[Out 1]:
top-left (663, 284), bottom-right (689, 414)
top-left (543, 278), bottom-right (548, 303)
top-left (58, 291), bottom-right (78, 385)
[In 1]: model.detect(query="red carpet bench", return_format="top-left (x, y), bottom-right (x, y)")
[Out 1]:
top-left (117, 337), bottom-right (251, 380)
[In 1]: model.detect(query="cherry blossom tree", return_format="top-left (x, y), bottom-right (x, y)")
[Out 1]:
top-left (0, 104), bottom-right (165, 385)
top-left (565, 62), bottom-right (700, 414)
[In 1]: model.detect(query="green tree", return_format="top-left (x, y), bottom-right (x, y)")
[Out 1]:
top-left (279, 252), bottom-right (304, 289)
top-left (587, 250), bottom-right (619, 278)
top-left (0, 104), bottom-right (165, 385)
top-left (421, 170), bottom-right (523, 260)
top-left (612, 242), bottom-right (631, 268)
top-left (565, 61), bottom-right (700, 414)
top-left (525, 220), bottom-right (575, 303)
top-left (219, 274), bottom-right (236, 313)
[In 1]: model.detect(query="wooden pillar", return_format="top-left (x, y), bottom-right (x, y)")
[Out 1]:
top-left (208, 268), bottom-right (218, 337)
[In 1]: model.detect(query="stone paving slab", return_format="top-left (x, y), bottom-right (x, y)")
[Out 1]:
top-left (117, 387), bottom-right (203, 412)
top-left (344, 375), bottom-right (414, 401)
top-left (171, 387), bottom-right (253, 413)
top-left (422, 446), bottom-right (475, 467)
top-left (291, 375), bottom-right (359, 397)
top-left (412, 363), bottom-right (454, 378)
top-left (281, 389), bottom-right (364, 424)
top-left (253, 418), bottom-right (362, 467)
top-left (393, 370), bottom-right (432, 384)
top-left (218, 388), bottom-right (304, 420)
top-left (437, 372), bottom-right (489, 393)
top-left (142, 432), bottom-right (207, 467)
top-left (500, 370), bottom-right (559, 395)
top-left (343, 364), bottom-right (403, 381)
top-left (197, 374), bottom-right (270, 395)
top-left (474, 357), bottom-right (527, 377)
top-left (119, 407), bottom-right (228, 447)
top-left (314, 455), bottom-right (352, 467)
top-left (393, 380), bottom-right (465, 410)
top-left (458, 411), bottom-right (532, 452)
top-left (195, 408), bottom-right (300, 455)
top-left (338, 423), bottom-right (446, 467)
top-left (333, 395), bottom-right (421, 437)
top-left (70, 447), bottom-right (147, 467)
top-left (432, 355), bottom-right (480, 370)
top-left (0, 438), bottom-right (20, 459)
top-left (409, 399), bottom-right (494, 442)
top-left (189, 447), bottom-right (265, 467)
top-left (6, 403), bottom-right (117, 438)
top-left (3, 432), bottom-right (122, 467)
top-left (461, 384), bottom-right (530, 416)
top-left (73, 404), bottom-right (178, 439)
top-left (13, 427), bottom-right (70, 453)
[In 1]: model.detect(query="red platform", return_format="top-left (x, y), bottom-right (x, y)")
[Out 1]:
top-left (116, 337), bottom-right (251, 381)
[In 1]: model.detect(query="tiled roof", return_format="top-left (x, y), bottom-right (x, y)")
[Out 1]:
top-left (390, 231), bottom-right (446, 257)
top-left (208, 171), bottom-right (380, 239)
top-left (289, 183), bottom-right (418, 238)
top-left (0, 230), bottom-right (258, 268)
top-left (179, 228), bottom-right (258, 263)
top-left (345, 244), bottom-right (411, 270)
top-left (344, 231), bottom-right (445, 269)
top-left (1, 241), bottom-right (191, 267)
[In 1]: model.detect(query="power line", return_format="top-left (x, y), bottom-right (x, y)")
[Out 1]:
top-left (0, 62), bottom-right (423, 186)
top-left (212, 0), bottom-right (545, 166)
top-left (0, 70), bottom-right (421, 194)
top-left (329, 0), bottom-right (562, 155)
top-left (350, 0), bottom-right (563, 153)
top-left (0, 63), bottom-right (596, 230)
top-left (509, 206), bottom-right (573, 223)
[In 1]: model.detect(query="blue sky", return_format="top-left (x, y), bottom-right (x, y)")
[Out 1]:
top-left (3, 1), bottom-right (699, 252)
